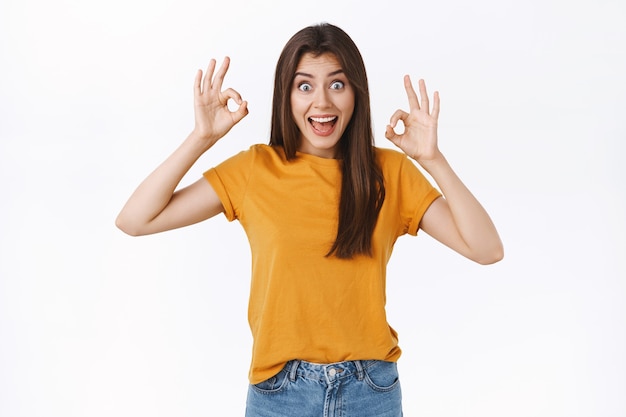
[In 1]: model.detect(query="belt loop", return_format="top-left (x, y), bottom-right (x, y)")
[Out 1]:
top-left (288, 360), bottom-right (300, 382)
top-left (354, 360), bottom-right (365, 381)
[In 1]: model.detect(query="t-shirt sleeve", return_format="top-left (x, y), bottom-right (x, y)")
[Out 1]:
top-left (203, 147), bottom-right (257, 222)
top-left (394, 153), bottom-right (442, 236)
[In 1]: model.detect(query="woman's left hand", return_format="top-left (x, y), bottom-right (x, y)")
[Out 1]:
top-left (385, 76), bottom-right (441, 164)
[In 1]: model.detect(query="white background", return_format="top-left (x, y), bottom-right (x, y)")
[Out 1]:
top-left (1, 0), bottom-right (625, 416)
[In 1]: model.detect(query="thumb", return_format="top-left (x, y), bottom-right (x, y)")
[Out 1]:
top-left (385, 124), bottom-right (401, 146)
top-left (232, 101), bottom-right (249, 124)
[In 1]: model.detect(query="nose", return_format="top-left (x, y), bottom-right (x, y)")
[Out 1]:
top-left (313, 88), bottom-right (331, 108)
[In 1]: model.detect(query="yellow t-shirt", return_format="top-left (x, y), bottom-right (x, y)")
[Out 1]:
top-left (204, 144), bottom-right (440, 384)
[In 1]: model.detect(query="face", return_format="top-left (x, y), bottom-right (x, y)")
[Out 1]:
top-left (291, 53), bottom-right (355, 159)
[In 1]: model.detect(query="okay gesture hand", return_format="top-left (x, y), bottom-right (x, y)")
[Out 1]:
top-left (385, 76), bottom-right (441, 164)
top-left (193, 57), bottom-right (248, 145)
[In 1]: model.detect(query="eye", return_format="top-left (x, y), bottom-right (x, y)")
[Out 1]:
top-left (298, 82), bottom-right (312, 92)
top-left (330, 81), bottom-right (345, 90)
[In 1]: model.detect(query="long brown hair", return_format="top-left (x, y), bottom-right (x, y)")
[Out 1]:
top-left (269, 23), bottom-right (385, 259)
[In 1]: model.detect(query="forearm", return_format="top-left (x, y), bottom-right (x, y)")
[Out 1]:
top-left (419, 154), bottom-right (504, 263)
top-left (115, 131), bottom-right (211, 235)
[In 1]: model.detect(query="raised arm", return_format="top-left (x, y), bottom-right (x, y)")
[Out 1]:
top-left (115, 57), bottom-right (248, 236)
top-left (385, 76), bottom-right (503, 265)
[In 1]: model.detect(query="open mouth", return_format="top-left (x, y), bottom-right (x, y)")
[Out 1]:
top-left (308, 116), bottom-right (338, 135)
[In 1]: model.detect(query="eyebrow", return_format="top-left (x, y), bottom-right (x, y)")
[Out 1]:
top-left (294, 69), bottom-right (345, 78)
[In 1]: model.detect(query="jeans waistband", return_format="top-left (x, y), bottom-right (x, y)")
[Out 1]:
top-left (287, 359), bottom-right (378, 385)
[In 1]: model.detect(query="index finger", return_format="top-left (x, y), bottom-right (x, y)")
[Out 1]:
top-left (403, 75), bottom-right (420, 111)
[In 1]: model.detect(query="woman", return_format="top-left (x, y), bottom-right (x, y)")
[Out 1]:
top-left (116, 23), bottom-right (503, 417)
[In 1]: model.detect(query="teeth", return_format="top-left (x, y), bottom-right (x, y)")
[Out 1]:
top-left (310, 116), bottom-right (337, 123)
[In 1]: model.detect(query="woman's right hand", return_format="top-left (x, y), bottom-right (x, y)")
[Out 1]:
top-left (193, 57), bottom-right (248, 146)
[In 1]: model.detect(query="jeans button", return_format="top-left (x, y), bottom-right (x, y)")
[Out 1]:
top-left (328, 368), bottom-right (336, 377)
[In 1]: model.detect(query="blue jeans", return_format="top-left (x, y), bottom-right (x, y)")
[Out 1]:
top-left (245, 360), bottom-right (403, 417)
